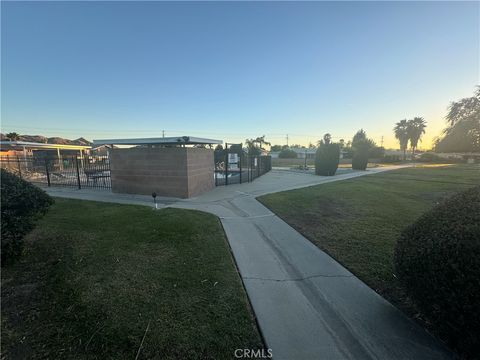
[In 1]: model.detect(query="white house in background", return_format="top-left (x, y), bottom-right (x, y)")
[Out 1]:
top-left (270, 147), bottom-right (349, 159)
top-left (270, 147), bottom-right (317, 159)
top-left (0, 140), bottom-right (91, 159)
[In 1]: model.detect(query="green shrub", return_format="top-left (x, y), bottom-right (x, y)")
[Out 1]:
top-left (352, 139), bottom-right (371, 170)
top-left (394, 186), bottom-right (480, 357)
top-left (1, 169), bottom-right (53, 265)
top-left (417, 152), bottom-right (442, 162)
top-left (382, 154), bottom-right (402, 163)
top-left (278, 149), bottom-right (298, 159)
top-left (315, 143), bottom-right (340, 176)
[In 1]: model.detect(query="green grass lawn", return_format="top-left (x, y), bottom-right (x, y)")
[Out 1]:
top-left (258, 164), bottom-right (480, 322)
top-left (1, 199), bottom-right (263, 359)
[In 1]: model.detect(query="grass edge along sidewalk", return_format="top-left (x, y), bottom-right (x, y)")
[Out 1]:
top-left (258, 164), bottom-right (479, 346)
top-left (1, 198), bottom-right (263, 359)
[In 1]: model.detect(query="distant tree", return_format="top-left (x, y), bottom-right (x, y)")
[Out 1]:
top-left (308, 142), bottom-right (316, 149)
top-left (407, 117), bottom-right (427, 156)
top-left (323, 133), bottom-right (331, 145)
top-left (436, 87), bottom-right (480, 153)
top-left (352, 129), bottom-right (367, 144)
top-left (6, 132), bottom-right (20, 141)
top-left (317, 133), bottom-right (332, 147)
top-left (245, 135), bottom-right (271, 156)
top-left (351, 130), bottom-right (375, 170)
top-left (394, 119), bottom-right (409, 160)
top-left (338, 139), bottom-right (345, 149)
top-left (270, 145), bottom-right (282, 152)
top-left (446, 87), bottom-right (480, 126)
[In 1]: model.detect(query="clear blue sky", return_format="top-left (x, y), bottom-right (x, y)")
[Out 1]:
top-left (1, 1), bottom-right (478, 148)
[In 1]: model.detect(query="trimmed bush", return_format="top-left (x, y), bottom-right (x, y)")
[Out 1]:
top-left (1, 169), bottom-right (53, 265)
top-left (382, 154), bottom-right (402, 163)
top-left (278, 149), bottom-right (298, 159)
top-left (352, 139), bottom-right (371, 170)
top-left (315, 143), bottom-right (340, 176)
top-left (394, 186), bottom-right (480, 357)
top-left (418, 152), bottom-right (442, 162)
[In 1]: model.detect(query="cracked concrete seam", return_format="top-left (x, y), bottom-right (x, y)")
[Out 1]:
top-left (242, 273), bottom-right (354, 282)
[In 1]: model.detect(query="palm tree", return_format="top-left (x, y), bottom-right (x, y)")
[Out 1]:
top-left (245, 135), bottom-right (271, 156)
top-left (6, 132), bottom-right (20, 141)
top-left (352, 129), bottom-right (367, 144)
top-left (407, 117), bottom-right (427, 157)
top-left (394, 120), bottom-right (409, 160)
top-left (317, 133), bottom-right (332, 146)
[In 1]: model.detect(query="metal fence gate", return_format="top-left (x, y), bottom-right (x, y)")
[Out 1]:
top-left (214, 144), bottom-right (272, 186)
top-left (0, 155), bottom-right (111, 189)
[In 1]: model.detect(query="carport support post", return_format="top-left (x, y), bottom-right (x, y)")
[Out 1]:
top-left (57, 148), bottom-right (63, 170)
top-left (75, 156), bottom-right (81, 189)
top-left (23, 145), bottom-right (28, 170)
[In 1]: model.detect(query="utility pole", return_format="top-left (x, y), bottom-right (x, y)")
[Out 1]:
top-left (380, 136), bottom-right (384, 148)
top-left (162, 130), bottom-right (165, 138)
top-left (286, 134), bottom-right (289, 147)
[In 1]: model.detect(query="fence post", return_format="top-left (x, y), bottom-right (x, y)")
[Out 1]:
top-left (75, 156), bottom-right (82, 189)
top-left (45, 158), bottom-right (51, 186)
top-left (239, 153), bottom-right (242, 184)
top-left (16, 156), bottom-right (22, 179)
top-left (225, 151), bottom-right (229, 186)
top-left (257, 156), bottom-right (260, 178)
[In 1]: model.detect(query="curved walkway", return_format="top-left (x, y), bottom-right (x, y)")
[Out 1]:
top-left (45, 166), bottom-right (453, 359)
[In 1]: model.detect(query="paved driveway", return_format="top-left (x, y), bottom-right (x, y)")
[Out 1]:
top-left (45, 166), bottom-right (453, 359)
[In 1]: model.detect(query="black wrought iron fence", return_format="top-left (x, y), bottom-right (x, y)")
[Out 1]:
top-left (214, 153), bottom-right (271, 186)
top-left (0, 155), bottom-right (111, 189)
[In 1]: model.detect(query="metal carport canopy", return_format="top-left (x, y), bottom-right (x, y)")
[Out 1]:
top-left (93, 136), bottom-right (223, 146)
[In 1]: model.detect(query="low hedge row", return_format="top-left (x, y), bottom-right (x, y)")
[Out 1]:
top-left (394, 186), bottom-right (480, 357)
top-left (1, 169), bottom-right (53, 265)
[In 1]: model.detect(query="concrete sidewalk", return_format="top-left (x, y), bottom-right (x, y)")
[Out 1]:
top-left (44, 166), bottom-right (453, 359)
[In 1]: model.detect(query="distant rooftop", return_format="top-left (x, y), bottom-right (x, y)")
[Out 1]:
top-left (0, 140), bottom-right (91, 150)
top-left (93, 136), bottom-right (222, 146)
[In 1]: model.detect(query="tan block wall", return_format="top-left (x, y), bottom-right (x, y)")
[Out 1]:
top-left (110, 147), bottom-right (214, 198)
top-left (187, 148), bottom-right (214, 197)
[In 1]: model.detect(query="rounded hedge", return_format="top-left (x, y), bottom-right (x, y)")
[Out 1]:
top-left (1, 169), bottom-right (53, 265)
top-left (394, 186), bottom-right (480, 357)
top-left (352, 139), bottom-right (371, 170)
top-left (315, 143), bottom-right (340, 176)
